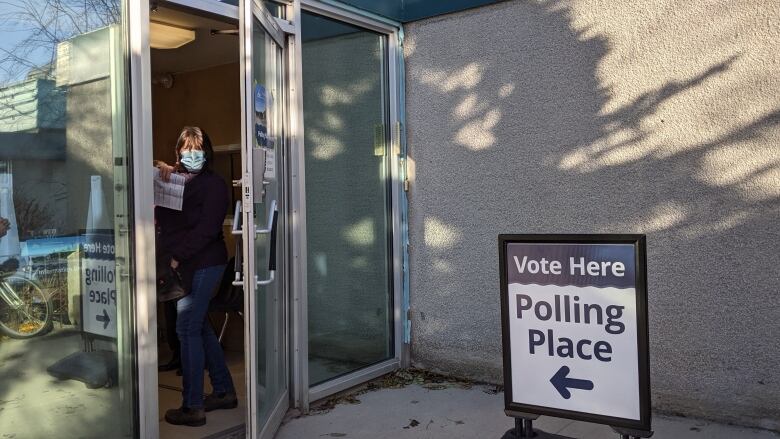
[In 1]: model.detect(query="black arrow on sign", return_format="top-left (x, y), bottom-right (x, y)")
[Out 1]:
top-left (550, 366), bottom-right (594, 399)
top-left (96, 309), bottom-right (110, 330)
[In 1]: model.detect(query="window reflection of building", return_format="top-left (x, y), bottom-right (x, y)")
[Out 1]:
top-left (0, 2), bottom-right (133, 435)
top-left (0, 26), bottom-right (118, 308)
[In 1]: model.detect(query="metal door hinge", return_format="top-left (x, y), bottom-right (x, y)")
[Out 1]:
top-left (403, 179), bottom-right (410, 192)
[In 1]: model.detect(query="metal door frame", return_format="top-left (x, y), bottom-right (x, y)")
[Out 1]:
top-left (293, 0), bottom-right (407, 412)
top-left (128, 1), bottom-right (158, 438)
top-left (129, 1), bottom-right (408, 437)
top-left (240, 1), bottom-right (292, 438)
top-left (128, 1), bottom-right (295, 437)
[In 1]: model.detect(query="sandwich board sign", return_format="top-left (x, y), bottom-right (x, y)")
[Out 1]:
top-left (80, 175), bottom-right (117, 339)
top-left (81, 229), bottom-right (117, 339)
top-left (499, 234), bottom-right (651, 436)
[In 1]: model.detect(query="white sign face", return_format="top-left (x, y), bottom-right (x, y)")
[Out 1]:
top-left (81, 231), bottom-right (117, 338)
top-left (504, 242), bottom-right (642, 421)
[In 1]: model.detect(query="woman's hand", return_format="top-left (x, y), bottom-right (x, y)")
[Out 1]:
top-left (155, 161), bottom-right (175, 182)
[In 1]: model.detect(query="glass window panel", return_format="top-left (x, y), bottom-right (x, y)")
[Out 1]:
top-left (0, 1), bottom-right (135, 437)
top-left (301, 11), bottom-right (393, 386)
top-left (212, 1), bottom-right (286, 19)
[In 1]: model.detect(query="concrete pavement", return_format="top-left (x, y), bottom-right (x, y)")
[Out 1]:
top-left (276, 376), bottom-right (779, 439)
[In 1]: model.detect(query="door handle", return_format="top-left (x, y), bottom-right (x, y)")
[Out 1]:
top-left (232, 245), bottom-right (243, 287)
top-left (232, 200), bottom-right (278, 287)
top-left (231, 200), bottom-right (242, 236)
top-left (257, 204), bottom-right (278, 287)
top-left (255, 200), bottom-right (276, 236)
top-left (232, 200), bottom-right (244, 286)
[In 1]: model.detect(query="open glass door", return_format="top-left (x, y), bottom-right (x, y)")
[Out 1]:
top-left (238, 1), bottom-right (288, 438)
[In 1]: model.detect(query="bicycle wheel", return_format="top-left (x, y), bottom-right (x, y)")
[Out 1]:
top-left (0, 275), bottom-right (53, 339)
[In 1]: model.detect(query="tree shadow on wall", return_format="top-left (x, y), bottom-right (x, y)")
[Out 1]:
top-left (404, 0), bottom-right (779, 426)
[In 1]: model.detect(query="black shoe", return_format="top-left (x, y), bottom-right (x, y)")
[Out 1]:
top-left (204, 391), bottom-right (238, 412)
top-left (165, 406), bottom-right (206, 426)
top-left (158, 357), bottom-right (181, 372)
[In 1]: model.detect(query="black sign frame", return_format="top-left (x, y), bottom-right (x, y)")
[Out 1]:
top-left (498, 234), bottom-right (651, 432)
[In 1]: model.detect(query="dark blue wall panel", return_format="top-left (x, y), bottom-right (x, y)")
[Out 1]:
top-left (219, 0), bottom-right (504, 22)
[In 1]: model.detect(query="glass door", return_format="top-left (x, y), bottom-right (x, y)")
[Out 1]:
top-left (0, 1), bottom-right (138, 437)
top-left (300, 9), bottom-right (396, 391)
top-left (239, 1), bottom-right (288, 438)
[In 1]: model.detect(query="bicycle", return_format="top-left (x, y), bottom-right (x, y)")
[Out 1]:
top-left (0, 258), bottom-right (53, 339)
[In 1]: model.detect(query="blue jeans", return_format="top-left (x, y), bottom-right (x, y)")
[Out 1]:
top-left (176, 264), bottom-right (234, 408)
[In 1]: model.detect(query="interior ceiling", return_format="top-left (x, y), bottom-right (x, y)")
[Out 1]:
top-left (150, 6), bottom-right (239, 74)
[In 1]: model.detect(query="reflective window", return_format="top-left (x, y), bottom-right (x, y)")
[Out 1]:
top-left (301, 11), bottom-right (393, 386)
top-left (0, 1), bottom-right (135, 437)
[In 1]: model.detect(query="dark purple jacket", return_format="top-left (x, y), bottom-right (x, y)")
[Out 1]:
top-left (155, 170), bottom-right (228, 291)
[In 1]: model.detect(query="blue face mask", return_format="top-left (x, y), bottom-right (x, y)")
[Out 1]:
top-left (180, 150), bottom-right (206, 173)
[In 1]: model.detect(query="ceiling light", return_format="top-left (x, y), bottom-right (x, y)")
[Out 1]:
top-left (150, 22), bottom-right (195, 49)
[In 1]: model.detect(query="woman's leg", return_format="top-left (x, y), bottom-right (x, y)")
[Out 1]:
top-left (175, 265), bottom-right (225, 409)
top-left (203, 315), bottom-right (235, 395)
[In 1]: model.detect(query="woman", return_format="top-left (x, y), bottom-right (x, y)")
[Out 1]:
top-left (155, 126), bottom-right (236, 426)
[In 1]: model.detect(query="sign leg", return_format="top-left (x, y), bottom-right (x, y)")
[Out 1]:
top-left (502, 416), bottom-right (578, 439)
top-left (521, 419), bottom-right (533, 438)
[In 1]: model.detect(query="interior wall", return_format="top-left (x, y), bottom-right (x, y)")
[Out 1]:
top-left (151, 62), bottom-right (241, 162)
top-left (152, 61), bottom-right (244, 352)
top-left (404, 0), bottom-right (780, 430)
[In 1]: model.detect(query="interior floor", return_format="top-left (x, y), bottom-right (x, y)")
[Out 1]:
top-left (158, 347), bottom-right (246, 439)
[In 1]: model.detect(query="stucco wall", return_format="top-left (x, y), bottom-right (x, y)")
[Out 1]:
top-left (404, 0), bottom-right (779, 430)
top-left (65, 78), bottom-right (114, 234)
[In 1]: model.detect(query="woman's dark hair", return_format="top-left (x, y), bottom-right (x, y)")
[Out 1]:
top-left (174, 126), bottom-right (214, 171)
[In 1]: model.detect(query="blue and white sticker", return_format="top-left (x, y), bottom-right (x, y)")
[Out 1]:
top-left (255, 123), bottom-right (268, 147)
top-left (254, 84), bottom-right (266, 113)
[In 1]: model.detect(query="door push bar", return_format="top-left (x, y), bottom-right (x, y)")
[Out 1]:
top-left (230, 200), bottom-right (278, 287)
top-left (257, 201), bottom-right (278, 286)
top-left (231, 200), bottom-right (243, 286)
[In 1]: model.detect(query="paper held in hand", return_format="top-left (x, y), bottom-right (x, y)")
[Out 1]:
top-left (153, 167), bottom-right (186, 211)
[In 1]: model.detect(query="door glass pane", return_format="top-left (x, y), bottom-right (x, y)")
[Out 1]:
top-left (0, 1), bottom-right (135, 438)
top-left (252, 16), bottom-right (286, 424)
top-left (301, 11), bottom-right (393, 386)
top-left (216, 0), bottom-right (285, 19)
